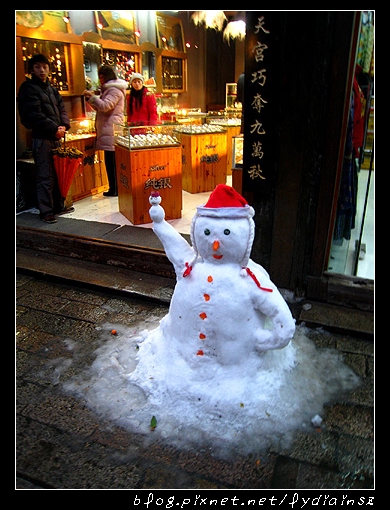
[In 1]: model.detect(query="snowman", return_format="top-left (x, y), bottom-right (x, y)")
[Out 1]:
top-left (146, 184), bottom-right (296, 367)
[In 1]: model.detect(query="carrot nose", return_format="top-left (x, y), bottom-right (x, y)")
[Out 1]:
top-left (213, 240), bottom-right (220, 251)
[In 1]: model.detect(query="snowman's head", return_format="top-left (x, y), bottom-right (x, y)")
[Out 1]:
top-left (190, 184), bottom-right (255, 267)
top-left (193, 214), bottom-right (252, 265)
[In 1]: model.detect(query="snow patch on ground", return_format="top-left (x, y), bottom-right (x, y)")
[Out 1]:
top-left (63, 322), bottom-right (360, 459)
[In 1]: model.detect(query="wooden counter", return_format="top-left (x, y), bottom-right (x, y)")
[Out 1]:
top-left (180, 131), bottom-right (227, 193)
top-left (115, 144), bottom-right (182, 225)
top-left (66, 135), bottom-right (108, 204)
top-left (204, 122), bottom-right (241, 175)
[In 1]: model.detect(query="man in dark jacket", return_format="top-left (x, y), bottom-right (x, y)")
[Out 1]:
top-left (18, 53), bottom-right (73, 223)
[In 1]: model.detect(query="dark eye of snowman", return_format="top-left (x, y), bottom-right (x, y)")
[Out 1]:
top-left (204, 229), bottom-right (210, 235)
top-left (224, 229), bottom-right (230, 235)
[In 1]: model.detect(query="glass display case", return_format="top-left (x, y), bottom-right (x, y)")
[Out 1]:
top-left (173, 122), bottom-right (226, 138)
top-left (114, 124), bottom-right (181, 150)
top-left (66, 118), bottom-right (95, 141)
top-left (175, 108), bottom-right (206, 126)
top-left (114, 124), bottom-right (183, 224)
top-left (232, 134), bottom-right (244, 194)
top-left (232, 135), bottom-right (244, 167)
top-left (226, 83), bottom-right (237, 109)
top-left (225, 83), bottom-right (243, 114)
top-left (162, 56), bottom-right (184, 91)
top-left (206, 115), bottom-right (241, 175)
top-left (206, 115), bottom-right (241, 128)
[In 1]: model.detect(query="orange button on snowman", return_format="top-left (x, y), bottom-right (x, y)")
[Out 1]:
top-left (149, 184), bottom-right (295, 366)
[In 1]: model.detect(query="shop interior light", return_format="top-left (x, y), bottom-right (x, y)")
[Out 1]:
top-left (62, 16), bottom-right (70, 24)
top-left (191, 11), bottom-right (227, 31)
top-left (191, 11), bottom-right (246, 42)
top-left (223, 20), bottom-right (246, 42)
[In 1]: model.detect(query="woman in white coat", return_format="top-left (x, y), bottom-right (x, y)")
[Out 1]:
top-left (84, 66), bottom-right (127, 196)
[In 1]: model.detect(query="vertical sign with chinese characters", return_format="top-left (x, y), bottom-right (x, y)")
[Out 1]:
top-left (247, 15), bottom-right (269, 183)
top-left (242, 12), bottom-right (281, 267)
top-left (242, 13), bottom-right (280, 200)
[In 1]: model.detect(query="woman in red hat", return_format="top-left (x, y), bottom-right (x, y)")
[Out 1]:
top-left (127, 73), bottom-right (158, 126)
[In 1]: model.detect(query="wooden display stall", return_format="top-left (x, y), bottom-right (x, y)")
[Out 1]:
top-left (115, 144), bottom-right (182, 225)
top-left (66, 135), bottom-right (108, 204)
top-left (180, 132), bottom-right (227, 193)
top-left (205, 120), bottom-right (241, 176)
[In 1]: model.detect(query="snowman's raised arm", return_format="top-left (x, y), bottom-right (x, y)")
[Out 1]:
top-left (149, 201), bottom-right (195, 276)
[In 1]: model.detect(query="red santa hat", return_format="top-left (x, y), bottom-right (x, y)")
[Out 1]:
top-left (189, 184), bottom-right (255, 271)
top-left (196, 184), bottom-right (254, 219)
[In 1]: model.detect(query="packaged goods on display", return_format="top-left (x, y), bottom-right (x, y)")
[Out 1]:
top-left (115, 132), bottom-right (180, 149)
top-left (174, 124), bottom-right (226, 134)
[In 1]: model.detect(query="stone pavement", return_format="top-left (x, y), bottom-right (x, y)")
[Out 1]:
top-left (16, 272), bottom-right (374, 490)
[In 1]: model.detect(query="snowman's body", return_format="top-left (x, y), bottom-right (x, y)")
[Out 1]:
top-left (148, 187), bottom-right (295, 367)
top-left (160, 260), bottom-right (286, 365)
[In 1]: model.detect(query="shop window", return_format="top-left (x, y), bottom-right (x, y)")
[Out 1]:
top-left (83, 42), bottom-right (102, 92)
top-left (142, 51), bottom-right (156, 83)
top-left (162, 56), bottom-right (185, 92)
top-left (102, 49), bottom-right (138, 83)
top-left (21, 38), bottom-right (69, 91)
top-left (327, 11), bottom-right (374, 280)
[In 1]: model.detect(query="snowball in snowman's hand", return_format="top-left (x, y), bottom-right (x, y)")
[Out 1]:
top-left (149, 191), bottom-right (162, 206)
top-left (149, 192), bottom-right (164, 223)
